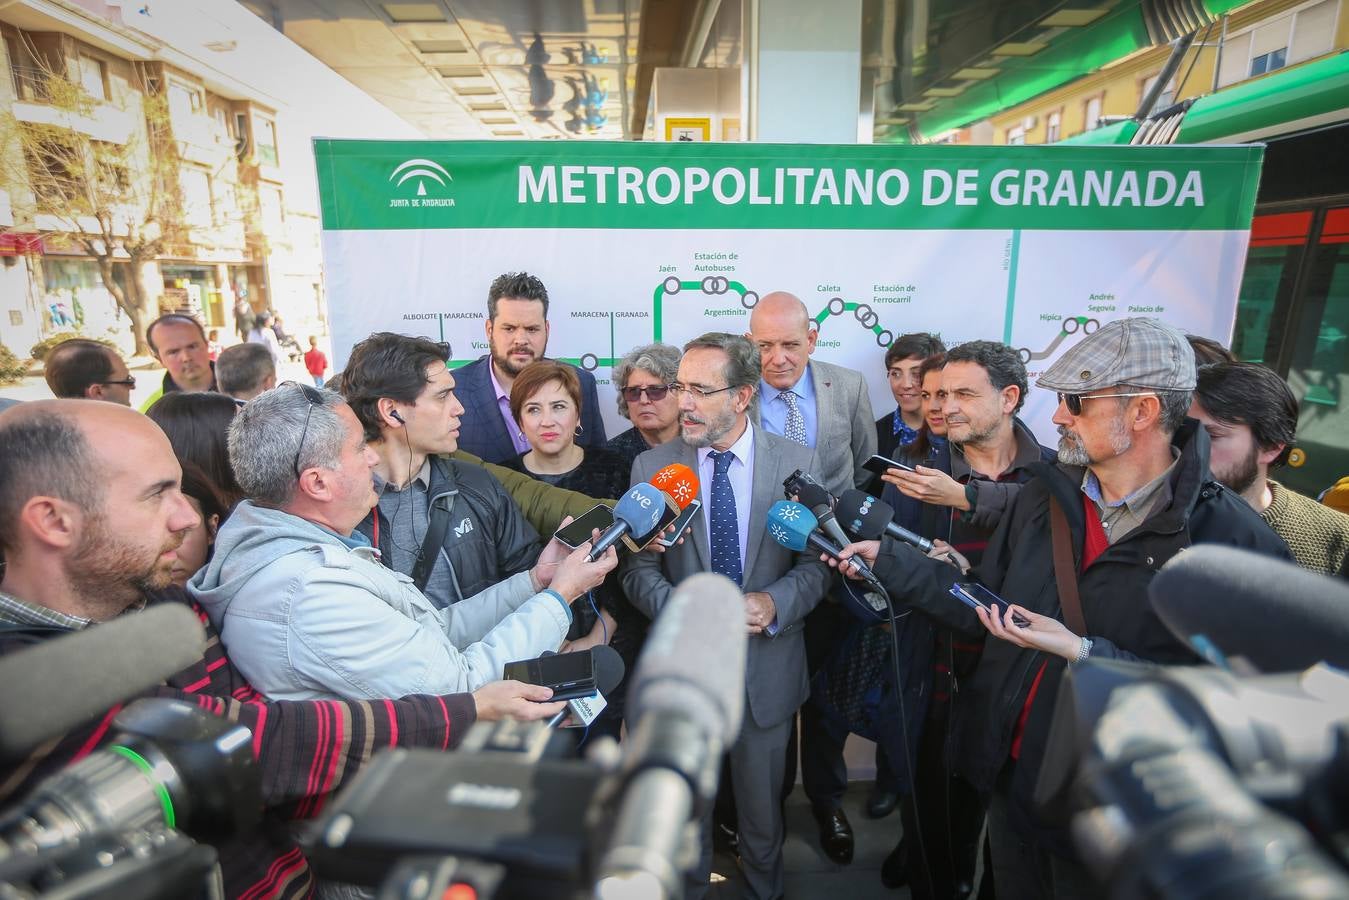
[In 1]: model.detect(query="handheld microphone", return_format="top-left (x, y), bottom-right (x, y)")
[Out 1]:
top-left (590, 483), bottom-right (666, 561)
top-left (794, 481), bottom-right (850, 548)
top-left (596, 574), bottom-right (747, 900)
top-left (0, 603), bottom-right (208, 763)
top-left (835, 489), bottom-right (935, 554)
top-left (548, 644), bottom-right (626, 729)
top-left (1150, 545), bottom-right (1349, 673)
top-left (767, 500), bottom-right (880, 585)
top-left (649, 463), bottom-right (699, 510)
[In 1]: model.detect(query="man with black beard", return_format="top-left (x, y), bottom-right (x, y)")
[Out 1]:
top-left (451, 272), bottom-right (607, 463)
top-left (1190, 361), bottom-right (1349, 577)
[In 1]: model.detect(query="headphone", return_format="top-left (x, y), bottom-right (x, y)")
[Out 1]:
top-left (390, 409), bottom-right (405, 424)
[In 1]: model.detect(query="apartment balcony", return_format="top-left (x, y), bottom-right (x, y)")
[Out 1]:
top-left (9, 68), bottom-right (137, 145)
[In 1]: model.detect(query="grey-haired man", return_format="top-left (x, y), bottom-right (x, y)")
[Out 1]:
top-left (829, 318), bottom-right (1291, 898)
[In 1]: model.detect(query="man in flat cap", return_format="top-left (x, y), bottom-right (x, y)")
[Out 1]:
top-left (829, 318), bottom-right (1290, 898)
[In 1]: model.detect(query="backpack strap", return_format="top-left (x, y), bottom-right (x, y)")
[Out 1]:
top-left (1049, 494), bottom-right (1088, 636)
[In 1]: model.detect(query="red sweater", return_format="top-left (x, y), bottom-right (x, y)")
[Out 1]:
top-left (0, 589), bottom-right (476, 899)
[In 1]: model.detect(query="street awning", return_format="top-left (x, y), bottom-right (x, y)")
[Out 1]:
top-left (1058, 120), bottom-right (1140, 145)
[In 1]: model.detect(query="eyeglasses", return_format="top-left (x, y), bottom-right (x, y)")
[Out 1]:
top-left (1058, 390), bottom-right (1156, 416)
top-left (621, 384), bottom-right (674, 403)
top-left (289, 381), bottom-right (323, 477)
top-left (99, 377), bottom-right (136, 388)
top-left (670, 382), bottom-right (739, 399)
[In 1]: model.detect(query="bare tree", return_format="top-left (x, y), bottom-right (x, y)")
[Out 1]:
top-left (0, 45), bottom-right (183, 356)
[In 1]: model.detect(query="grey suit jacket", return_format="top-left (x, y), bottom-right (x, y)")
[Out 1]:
top-left (620, 424), bottom-right (831, 729)
top-left (755, 359), bottom-right (877, 499)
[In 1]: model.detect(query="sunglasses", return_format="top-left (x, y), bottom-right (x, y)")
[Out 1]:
top-left (1058, 390), bottom-right (1156, 416)
top-left (621, 384), bottom-right (674, 403)
top-left (289, 381), bottom-right (323, 477)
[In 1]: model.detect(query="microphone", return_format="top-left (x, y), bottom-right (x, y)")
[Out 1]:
top-left (794, 481), bottom-right (850, 548)
top-left (0, 603), bottom-right (208, 762)
top-left (767, 500), bottom-right (880, 586)
top-left (596, 574), bottom-right (747, 900)
top-left (548, 644), bottom-right (627, 729)
top-left (649, 463), bottom-right (699, 510)
top-left (1150, 545), bottom-right (1349, 673)
top-left (835, 489), bottom-right (935, 554)
top-left (590, 482), bottom-right (666, 561)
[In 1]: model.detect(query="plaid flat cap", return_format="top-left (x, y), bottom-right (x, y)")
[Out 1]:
top-left (1037, 317), bottom-right (1197, 393)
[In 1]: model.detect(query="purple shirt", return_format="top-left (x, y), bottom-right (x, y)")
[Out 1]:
top-left (489, 363), bottom-right (532, 456)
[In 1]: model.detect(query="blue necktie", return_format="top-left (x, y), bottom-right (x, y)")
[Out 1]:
top-left (781, 390), bottom-right (808, 445)
top-left (709, 450), bottom-right (743, 586)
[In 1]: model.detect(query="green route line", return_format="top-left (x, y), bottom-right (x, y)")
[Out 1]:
top-left (813, 301), bottom-right (888, 338)
top-left (1002, 229), bottom-right (1021, 345)
top-left (652, 279), bottom-right (749, 342)
top-left (442, 275), bottom-right (896, 371)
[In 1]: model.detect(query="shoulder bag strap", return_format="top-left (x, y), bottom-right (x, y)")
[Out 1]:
top-left (412, 498), bottom-right (452, 592)
top-left (1049, 494), bottom-right (1088, 636)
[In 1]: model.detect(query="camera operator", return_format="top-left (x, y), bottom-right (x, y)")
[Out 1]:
top-left (0, 400), bottom-right (564, 899)
top-left (828, 318), bottom-right (1292, 898)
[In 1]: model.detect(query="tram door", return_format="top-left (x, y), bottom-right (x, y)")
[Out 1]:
top-left (1234, 205), bottom-right (1349, 498)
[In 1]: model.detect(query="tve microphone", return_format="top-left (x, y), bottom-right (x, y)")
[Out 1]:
top-left (795, 482), bottom-right (850, 548)
top-left (650, 463), bottom-right (699, 510)
top-left (767, 500), bottom-right (880, 586)
top-left (549, 644), bottom-right (627, 729)
top-left (590, 482), bottom-right (666, 561)
top-left (596, 574), bottom-right (747, 900)
top-left (0, 603), bottom-right (208, 762)
top-left (1150, 545), bottom-right (1349, 673)
top-left (835, 489), bottom-right (935, 554)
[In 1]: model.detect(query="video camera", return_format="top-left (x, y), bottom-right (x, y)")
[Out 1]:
top-left (1038, 546), bottom-right (1349, 899)
top-left (0, 605), bottom-right (260, 900)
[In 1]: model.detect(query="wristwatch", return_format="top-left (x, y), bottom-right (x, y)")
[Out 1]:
top-left (1074, 636), bottom-right (1094, 664)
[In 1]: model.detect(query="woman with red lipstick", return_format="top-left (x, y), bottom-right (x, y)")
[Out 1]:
top-left (502, 361), bottom-right (641, 737)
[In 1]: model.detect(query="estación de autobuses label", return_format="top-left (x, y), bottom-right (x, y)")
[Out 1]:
top-left (316, 140), bottom-right (1262, 233)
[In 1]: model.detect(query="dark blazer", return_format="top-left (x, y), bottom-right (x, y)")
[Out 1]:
top-left (452, 355), bottom-right (607, 464)
top-left (620, 424), bottom-right (832, 729)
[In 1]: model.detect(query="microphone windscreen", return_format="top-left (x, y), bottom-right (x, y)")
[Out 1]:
top-left (795, 482), bottom-right (832, 511)
top-left (650, 463), bottom-right (699, 509)
top-left (836, 489), bottom-right (894, 540)
top-left (766, 500), bottom-right (819, 552)
top-left (1150, 545), bottom-right (1349, 673)
top-left (628, 573), bottom-right (746, 745)
top-left (0, 603), bottom-right (207, 762)
top-left (591, 644), bottom-right (626, 696)
top-left (613, 482), bottom-right (666, 534)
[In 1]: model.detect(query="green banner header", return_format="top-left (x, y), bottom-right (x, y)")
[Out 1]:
top-left (315, 140), bottom-right (1263, 232)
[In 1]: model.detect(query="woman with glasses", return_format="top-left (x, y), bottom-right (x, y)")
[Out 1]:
top-left (503, 360), bottom-right (640, 737)
top-left (605, 343), bottom-right (682, 474)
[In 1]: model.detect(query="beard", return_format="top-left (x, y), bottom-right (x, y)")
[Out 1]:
top-left (1057, 414), bottom-right (1133, 466)
top-left (948, 412), bottom-right (1001, 449)
top-left (491, 344), bottom-right (539, 377)
top-left (1214, 442), bottom-right (1261, 496)
top-left (680, 404), bottom-right (738, 449)
top-left (69, 510), bottom-right (186, 618)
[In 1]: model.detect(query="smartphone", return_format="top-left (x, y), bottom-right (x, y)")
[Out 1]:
top-left (949, 582), bottom-right (1031, 627)
top-left (653, 499), bottom-right (702, 547)
top-left (863, 453), bottom-right (916, 476)
top-left (502, 649), bottom-right (597, 701)
top-left (553, 503), bottom-right (615, 550)
top-left (626, 495), bottom-right (681, 552)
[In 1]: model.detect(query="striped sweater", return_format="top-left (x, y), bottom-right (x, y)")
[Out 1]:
top-left (0, 587), bottom-right (476, 899)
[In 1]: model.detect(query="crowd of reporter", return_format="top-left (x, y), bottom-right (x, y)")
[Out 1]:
top-left (1, 272), bottom-right (1346, 900)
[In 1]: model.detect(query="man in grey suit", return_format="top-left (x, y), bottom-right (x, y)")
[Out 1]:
top-left (622, 332), bottom-right (831, 900)
top-left (748, 291), bottom-right (878, 864)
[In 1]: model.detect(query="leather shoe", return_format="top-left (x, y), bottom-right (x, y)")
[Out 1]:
top-left (880, 839), bottom-right (908, 889)
top-left (866, 786), bottom-right (900, 819)
top-left (812, 806), bottom-right (854, 865)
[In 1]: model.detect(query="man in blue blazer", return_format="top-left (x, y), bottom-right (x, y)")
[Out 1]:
top-left (453, 272), bottom-right (607, 463)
